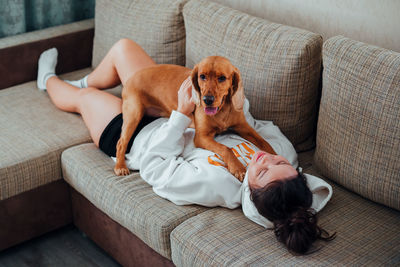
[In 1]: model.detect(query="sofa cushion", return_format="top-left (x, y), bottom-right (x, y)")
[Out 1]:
top-left (314, 36), bottom-right (400, 210)
top-left (183, 0), bottom-right (323, 151)
top-left (92, 0), bottom-right (187, 67)
top-left (61, 143), bottom-right (207, 259)
top-left (170, 152), bottom-right (400, 266)
top-left (0, 68), bottom-right (92, 201)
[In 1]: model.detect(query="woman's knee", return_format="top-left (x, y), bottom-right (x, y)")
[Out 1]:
top-left (77, 87), bottom-right (99, 111)
top-left (78, 87), bottom-right (97, 97)
top-left (108, 38), bottom-right (155, 85)
top-left (112, 38), bottom-right (140, 56)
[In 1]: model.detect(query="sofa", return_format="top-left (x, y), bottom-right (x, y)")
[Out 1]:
top-left (1, 0), bottom-right (399, 266)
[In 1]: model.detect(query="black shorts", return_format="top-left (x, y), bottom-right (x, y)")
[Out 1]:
top-left (98, 113), bottom-right (159, 157)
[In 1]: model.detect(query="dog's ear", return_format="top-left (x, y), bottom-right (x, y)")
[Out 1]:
top-left (231, 67), bottom-right (245, 111)
top-left (190, 65), bottom-right (201, 106)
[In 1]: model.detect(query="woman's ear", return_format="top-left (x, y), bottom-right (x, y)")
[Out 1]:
top-left (190, 65), bottom-right (201, 106)
top-left (232, 67), bottom-right (245, 111)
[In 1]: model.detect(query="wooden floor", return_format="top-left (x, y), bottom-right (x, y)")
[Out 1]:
top-left (0, 225), bottom-right (121, 267)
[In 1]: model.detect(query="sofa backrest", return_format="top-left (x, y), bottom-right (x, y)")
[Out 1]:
top-left (92, 0), bottom-right (187, 68)
top-left (212, 0), bottom-right (400, 53)
top-left (314, 36), bottom-right (400, 211)
top-left (184, 0), bottom-right (323, 151)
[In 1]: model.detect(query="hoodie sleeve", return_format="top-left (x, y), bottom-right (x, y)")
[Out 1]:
top-left (139, 110), bottom-right (192, 187)
top-left (138, 110), bottom-right (242, 208)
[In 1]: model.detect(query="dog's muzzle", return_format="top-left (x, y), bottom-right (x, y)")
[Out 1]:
top-left (203, 95), bottom-right (218, 115)
top-left (203, 95), bottom-right (215, 106)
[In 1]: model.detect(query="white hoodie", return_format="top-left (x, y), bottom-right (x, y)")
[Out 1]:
top-left (120, 99), bottom-right (332, 228)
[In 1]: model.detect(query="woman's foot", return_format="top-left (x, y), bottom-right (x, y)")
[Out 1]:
top-left (37, 48), bottom-right (58, 90)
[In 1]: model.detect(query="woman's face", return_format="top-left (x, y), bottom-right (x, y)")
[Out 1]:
top-left (247, 151), bottom-right (297, 189)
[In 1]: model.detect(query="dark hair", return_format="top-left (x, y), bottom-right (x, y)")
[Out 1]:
top-left (250, 169), bottom-right (335, 254)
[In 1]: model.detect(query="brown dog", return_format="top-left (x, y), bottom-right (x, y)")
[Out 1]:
top-left (114, 56), bottom-right (276, 181)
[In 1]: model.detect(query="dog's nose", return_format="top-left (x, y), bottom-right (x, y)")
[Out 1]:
top-left (203, 95), bottom-right (215, 106)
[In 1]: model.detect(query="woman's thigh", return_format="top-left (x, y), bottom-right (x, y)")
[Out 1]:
top-left (88, 39), bottom-right (156, 89)
top-left (114, 39), bottom-right (156, 85)
top-left (80, 39), bottom-right (156, 146)
top-left (78, 87), bottom-right (122, 146)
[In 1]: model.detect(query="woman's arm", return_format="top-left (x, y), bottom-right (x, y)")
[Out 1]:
top-left (139, 110), bottom-right (192, 187)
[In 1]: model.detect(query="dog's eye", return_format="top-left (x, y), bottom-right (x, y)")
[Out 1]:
top-left (200, 74), bottom-right (206, 80)
top-left (218, 76), bottom-right (226, 82)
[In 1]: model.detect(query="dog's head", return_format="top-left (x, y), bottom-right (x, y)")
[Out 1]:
top-left (191, 56), bottom-right (244, 116)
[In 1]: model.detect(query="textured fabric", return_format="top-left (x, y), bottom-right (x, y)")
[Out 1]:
top-left (314, 36), bottom-right (400, 210)
top-left (0, 0), bottom-right (94, 38)
top-left (0, 68), bottom-right (92, 201)
top-left (61, 143), bottom-right (207, 259)
top-left (92, 0), bottom-right (187, 67)
top-left (171, 153), bottom-right (400, 266)
top-left (183, 0), bottom-right (322, 151)
top-left (212, 0), bottom-right (400, 54)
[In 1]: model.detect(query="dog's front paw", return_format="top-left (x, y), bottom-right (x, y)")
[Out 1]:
top-left (228, 163), bottom-right (246, 182)
top-left (234, 169), bottom-right (246, 182)
top-left (114, 164), bottom-right (130, 176)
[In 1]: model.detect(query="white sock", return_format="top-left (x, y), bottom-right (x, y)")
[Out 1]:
top-left (37, 48), bottom-right (58, 90)
top-left (65, 75), bottom-right (89, 88)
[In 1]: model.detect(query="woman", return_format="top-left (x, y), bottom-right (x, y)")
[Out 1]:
top-left (37, 38), bottom-right (335, 254)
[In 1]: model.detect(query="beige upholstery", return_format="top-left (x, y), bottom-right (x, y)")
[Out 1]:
top-left (314, 36), bottom-right (400, 211)
top-left (0, 69), bottom-right (92, 201)
top-left (212, 0), bottom-right (400, 53)
top-left (170, 151), bottom-right (400, 266)
top-left (92, 0), bottom-right (187, 67)
top-left (62, 143), bottom-right (207, 259)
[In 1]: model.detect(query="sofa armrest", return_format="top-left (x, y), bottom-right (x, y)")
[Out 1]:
top-left (0, 19), bottom-right (94, 90)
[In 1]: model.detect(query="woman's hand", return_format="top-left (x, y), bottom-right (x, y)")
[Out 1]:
top-left (177, 76), bottom-right (195, 116)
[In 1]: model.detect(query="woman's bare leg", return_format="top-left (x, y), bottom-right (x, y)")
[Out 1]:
top-left (86, 38), bottom-right (156, 89)
top-left (46, 77), bottom-right (122, 146)
top-left (42, 38), bottom-right (156, 146)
